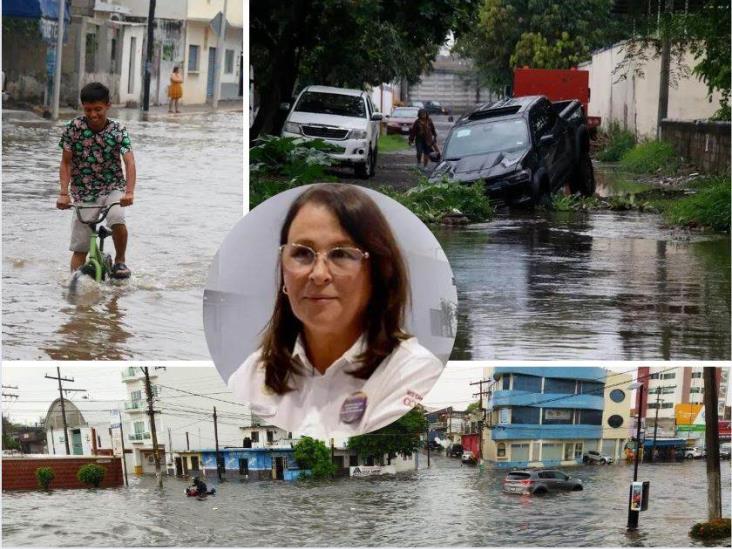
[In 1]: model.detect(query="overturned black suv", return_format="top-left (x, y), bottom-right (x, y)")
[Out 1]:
top-left (429, 96), bottom-right (595, 205)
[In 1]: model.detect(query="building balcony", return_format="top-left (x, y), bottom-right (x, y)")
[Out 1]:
top-left (124, 400), bottom-right (147, 412)
top-left (493, 367), bottom-right (606, 383)
top-left (491, 390), bottom-right (604, 410)
top-left (490, 423), bottom-right (603, 441)
top-left (128, 432), bottom-right (152, 443)
top-left (121, 368), bottom-right (158, 382)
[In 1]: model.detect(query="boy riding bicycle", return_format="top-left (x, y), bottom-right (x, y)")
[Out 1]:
top-left (56, 82), bottom-right (136, 279)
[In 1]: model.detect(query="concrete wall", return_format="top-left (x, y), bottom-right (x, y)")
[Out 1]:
top-left (660, 120), bottom-right (731, 174)
top-left (3, 456), bottom-right (124, 490)
top-left (583, 43), bottom-right (722, 138)
top-left (182, 21), bottom-right (241, 104)
top-left (408, 57), bottom-right (494, 114)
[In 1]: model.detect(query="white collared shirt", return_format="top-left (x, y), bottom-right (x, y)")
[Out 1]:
top-left (228, 335), bottom-right (443, 441)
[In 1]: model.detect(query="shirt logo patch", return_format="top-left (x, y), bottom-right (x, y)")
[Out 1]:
top-left (340, 391), bottom-right (368, 424)
top-left (402, 390), bottom-right (423, 407)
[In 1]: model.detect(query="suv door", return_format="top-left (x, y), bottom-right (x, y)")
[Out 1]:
top-left (366, 95), bottom-right (379, 149)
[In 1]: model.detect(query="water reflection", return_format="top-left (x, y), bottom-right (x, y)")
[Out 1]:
top-left (2, 458), bottom-right (729, 546)
top-left (436, 209), bottom-right (730, 360)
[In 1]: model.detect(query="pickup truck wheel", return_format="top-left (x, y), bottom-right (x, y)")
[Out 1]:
top-left (355, 149), bottom-right (372, 179)
top-left (569, 153), bottom-right (596, 196)
top-left (533, 487), bottom-right (548, 495)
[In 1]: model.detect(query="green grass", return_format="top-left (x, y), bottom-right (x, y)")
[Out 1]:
top-left (596, 122), bottom-right (636, 162)
top-left (620, 140), bottom-right (680, 174)
top-left (655, 176), bottom-right (731, 231)
top-left (378, 133), bottom-right (410, 152)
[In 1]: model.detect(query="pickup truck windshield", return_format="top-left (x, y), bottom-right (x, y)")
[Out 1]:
top-left (295, 92), bottom-right (366, 118)
top-left (445, 118), bottom-right (529, 159)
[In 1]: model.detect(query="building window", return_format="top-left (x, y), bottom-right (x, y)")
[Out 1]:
top-left (332, 455), bottom-right (344, 468)
top-left (542, 408), bottom-right (573, 424)
top-left (131, 390), bottom-right (142, 401)
top-left (574, 442), bottom-right (584, 459)
top-left (266, 431), bottom-right (274, 443)
top-left (649, 373), bottom-right (660, 379)
top-left (660, 386), bottom-right (676, 394)
top-left (607, 415), bottom-right (624, 428)
top-left (691, 372), bottom-right (702, 378)
top-left (188, 45), bottom-right (200, 72)
top-left (511, 443), bottom-right (530, 462)
top-left (224, 49), bottom-right (234, 74)
top-left (251, 431), bottom-right (259, 443)
top-left (502, 375), bottom-right (510, 391)
top-left (577, 409), bottom-right (603, 425)
top-left (661, 373), bottom-right (676, 379)
top-left (579, 381), bottom-right (604, 395)
top-left (349, 455), bottom-right (358, 467)
top-left (609, 389), bottom-right (625, 403)
top-left (511, 406), bottom-right (540, 424)
top-left (513, 374), bottom-right (542, 393)
top-left (690, 387), bottom-right (704, 393)
top-left (544, 378), bottom-right (576, 394)
top-left (497, 443), bottom-right (506, 458)
top-left (133, 421), bottom-right (145, 434)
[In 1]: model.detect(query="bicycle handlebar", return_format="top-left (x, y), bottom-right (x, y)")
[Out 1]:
top-left (73, 202), bottom-right (121, 226)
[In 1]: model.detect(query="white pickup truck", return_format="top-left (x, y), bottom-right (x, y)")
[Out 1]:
top-left (281, 85), bottom-right (383, 179)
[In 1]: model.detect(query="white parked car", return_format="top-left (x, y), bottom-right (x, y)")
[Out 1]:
top-left (281, 85), bottom-right (383, 178)
top-left (685, 447), bottom-right (705, 459)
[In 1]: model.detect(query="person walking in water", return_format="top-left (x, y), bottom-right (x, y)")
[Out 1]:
top-left (168, 66), bottom-right (183, 113)
top-left (408, 108), bottom-right (438, 169)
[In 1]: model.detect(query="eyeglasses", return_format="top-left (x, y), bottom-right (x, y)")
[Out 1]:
top-left (279, 243), bottom-right (370, 275)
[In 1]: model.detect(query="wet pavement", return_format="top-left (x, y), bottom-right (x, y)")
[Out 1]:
top-left (2, 457), bottom-right (729, 546)
top-left (2, 108), bottom-right (243, 360)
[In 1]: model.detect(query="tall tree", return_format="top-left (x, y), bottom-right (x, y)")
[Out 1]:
top-left (251, 0), bottom-right (480, 138)
top-left (454, 0), bottom-right (625, 91)
top-left (347, 407), bottom-right (428, 464)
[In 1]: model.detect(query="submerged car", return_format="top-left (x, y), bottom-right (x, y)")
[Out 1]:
top-left (461, 450), bottom-right (476, 464)
top-left (429, 95), bottom-right (595, 206)
top-left (720, 443), bottom-right (731, 460)
top-left (503, 469), bottom-right (584, 495)
top-left (385, 106), bottom-right (419, 135)
top-left (583, 450), bottom-right (614, 464)
top-left (685, 447), bottom-right (705, 459)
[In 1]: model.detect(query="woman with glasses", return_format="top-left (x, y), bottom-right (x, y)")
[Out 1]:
top-left (228, 184), bottom-right (443, 439)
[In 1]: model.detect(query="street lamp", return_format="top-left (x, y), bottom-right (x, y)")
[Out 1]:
top-left (627, 381), bottom-right (645, 529)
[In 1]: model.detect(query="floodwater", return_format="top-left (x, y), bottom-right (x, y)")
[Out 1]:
top-left (440, 166), bottom-right (731, 360)
top-left (2, 109), bottom-right (243, 360)
top-left (2, 457), bottom-right (729, 546)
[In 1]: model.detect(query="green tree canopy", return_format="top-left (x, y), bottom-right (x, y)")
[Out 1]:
top-left (347, 407), bottom-right (428, 464)
top-left (454, 0), bottom-right (626, 90)
top-left (251, 0), bottom-right (480, 137)
top-left (293, 436), bottom-right (337, 479)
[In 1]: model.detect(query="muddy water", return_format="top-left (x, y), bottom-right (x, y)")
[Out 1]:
top-left (439, 166), bottom-right (730, 360)
top-left (2, 458), bottom-right (729, 546)
top-left (2, 109), bottom-right (243, 360)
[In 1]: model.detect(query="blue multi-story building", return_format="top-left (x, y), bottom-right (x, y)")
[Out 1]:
top-left (484, 367), bottom-right (608, 468)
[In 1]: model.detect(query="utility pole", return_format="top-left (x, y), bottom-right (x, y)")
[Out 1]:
top-left (186, 431), bottom-right (190, 451)
top-left (650, 387), bottom-right (662, 462)
top-left (44, 368), bottom-right (81, 455)
top-left (168, 427), bottom-right (173, 475)
top-left (51, 0), bottom-right (66, 120)
top-left (426, 426), bottom-right (430, 467)
top-left (656, 0), bottom-right (673, 139)
top-left (471, 379), bottom-right (491, 464)
top-left (142, 0), bottom-right (157, 111)
top-left (211, 0), bottom-right (228, 110)
top-left (213, 406), bottom-right (222, 481)
top-left (703, 367), bottom-right (722, 520)
top-left (118, 414), bottom-right (129, 487)
top-left (628, 383), bottom-right (645, 529)
top-left (143, 367), bottom-right (163, 488)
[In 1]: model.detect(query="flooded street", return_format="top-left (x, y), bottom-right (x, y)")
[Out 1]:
top-left (3, 458), bottom-right (729, 546)
top-left (2, 108), bottom-right (243, 360)
top-left (439, 167), bottom-right (730, 361)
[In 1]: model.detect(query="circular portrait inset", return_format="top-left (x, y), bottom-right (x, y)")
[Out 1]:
top-left (203, 184), bottom-right (457, 440)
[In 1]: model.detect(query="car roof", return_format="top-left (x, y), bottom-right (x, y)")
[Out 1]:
top-left (302, 85), bottom-right (365, 97)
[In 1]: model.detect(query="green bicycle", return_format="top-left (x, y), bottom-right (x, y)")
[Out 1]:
top-left (72, 201), bottom-right (120, 283)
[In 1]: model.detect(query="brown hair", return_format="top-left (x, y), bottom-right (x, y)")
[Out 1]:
top-left (260, 184), bottom-right (411, 394)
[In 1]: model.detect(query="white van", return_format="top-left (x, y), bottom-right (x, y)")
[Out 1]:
top-left (281, 85), bottom-right (383, 178)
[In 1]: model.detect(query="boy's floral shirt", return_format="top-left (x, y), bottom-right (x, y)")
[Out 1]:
top-left (59, 117), bottom-right (132, 202)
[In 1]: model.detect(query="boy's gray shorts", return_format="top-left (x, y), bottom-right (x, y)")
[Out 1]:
top-left (69, 190), bottom-right (125, 253)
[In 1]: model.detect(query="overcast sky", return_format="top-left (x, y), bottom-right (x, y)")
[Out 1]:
top-left (3, 364), bottom-right (727, 426)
